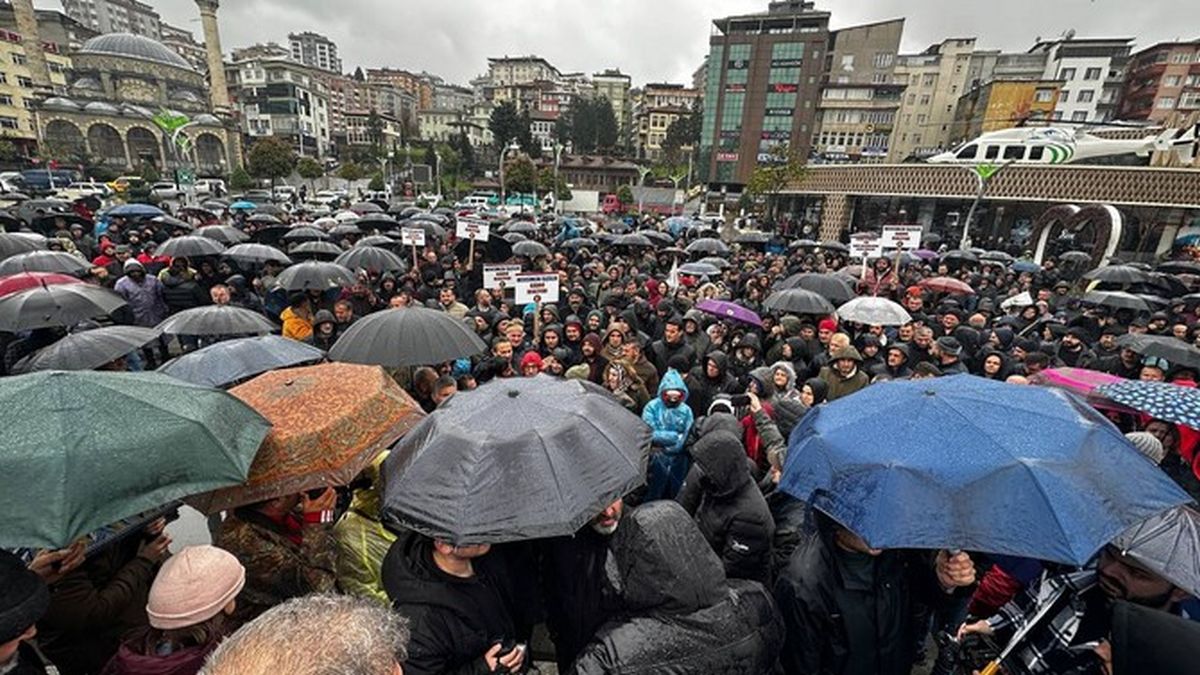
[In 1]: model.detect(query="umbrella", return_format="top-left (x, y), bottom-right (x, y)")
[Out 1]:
top-left (678, 262), bottom-right (720, 277)
top-left (158, 335), bottom-right (325, 388)
top-left (329, 307), bottom-right (488, 367)
top-left (381, 375), bottom-right (649, 544)
top-left (734, 231), bottom-right (772, 245)
top-left (201, 199), bottom-right (230, 210)
top-left (357, 235), bottom-right (399, 249)
top-left (513, 241), bottom-right (550, 258)
top-left (1095, 380), bottom-right (1200, 429)
top-left (780, 375), bottom-right (1192, 565)
top-left (1082, 291), bottom-right (1151, 312)
top-left (334, 210), bottom-right (361, 222)
top-left (1085, 265), bottom-right (1151, 285)
top-left (452, 236), bottom-right (513, 263)
top-left (156, 305), bottom-right (276, 337)
top-left (695, 299), bottom-right (763, 327)
top-left (912, 249), bottom-right (939, 261)
top-left (196, 225), bottom-right (249, 244)
top-left (0, 250), bottom-right (90, 276)
top-left (189, 363), bottom-right (425, 513)
top-left (836, 296), bottom-right (912, 326)
top-left (789, 239), bottom-right (819, 250)
top-left (819, 241), bottom-right (850, 253)
top-left (253, 204), bottom-right (284, 216)
top-left (228, 201), bottom-right (256, 211)
top-left (763, 289), bottom-right (836, 316)
top-left (355, 214), bottom-right (400, 231)
top-left (1059, 251), bottom-right (1092, 265)
top-left (223, 243), bottom-right (293, 266)
top-left (686, 238), bottom-right (729, 256)
top-left (919, 276), bottom-right (976, 295)
top-left (154, 235), bottom-right (226, 259)
top-left (700, 256), bottom-right (731, 270)
top-left (350, 201), bottom-right (384, 214)
top-left (1030, 368), bottom-right (1132, 413)
top-left (1011, 261), bottom-right (1041, 274)
top-left (409, 220), bottom-right (447, 241)
top-left (107, 203), bottom-right (164, 218)
top-left (0, 370), bottom-right (270, 548)
top-left (289, 240), bottom-right (343, 261)
top-left (328, 222), bottom-right (362, 238)
top-left (1157, 261), bottom-right (1200, 276)
top-left (502, 220), bottom-right (538, 235)
top-left (275, 261), bottom-right (356, 291)
top-left (980, 250), bottom-right (1014, 264)
top-left (613, 233), bottom-right (654, 248)
top-left (335, 246), bottom-right (407, 275)
top-left (0, 232), bottom-right (45, 261)
top-left (248, 225), bottom-right (291, 245)
top-left (282, 226), bottom-right (330, 243)
top-left (1114, 334), bottom-right (1200, 369)
top-left (0, 283), bottom-right (126, 331)
top-left (0, 272), bottom-right (82, 297)
top-left (641, 230), bottom-right (674, 247)
top-left (502, 232), bottom-right (528, 244)
top-left (1111, 505), bottom-right (1200, 599)
top-left (12, 325), bottom-right (161, 373)
top-left (150, 215), bottom-right (195, 233)
top-left (558, 238), bottom-right (598, 251)
top-left (775, 273), bottom-right (855, 304)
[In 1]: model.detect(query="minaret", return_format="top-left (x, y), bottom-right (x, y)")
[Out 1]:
top-left (11, 0), bottom-right (51, 90)
top-left (195, 0), bottom-right (231, 113)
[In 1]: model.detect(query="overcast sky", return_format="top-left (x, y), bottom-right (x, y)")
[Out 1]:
top-left (42, 0), bottom-right (1195, 85)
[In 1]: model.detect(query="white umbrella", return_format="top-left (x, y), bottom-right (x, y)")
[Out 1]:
top-left (836, 296), bottom-right (912, 326)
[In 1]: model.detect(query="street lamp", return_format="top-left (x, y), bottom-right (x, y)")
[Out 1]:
top-left (959, 161), bottom-right (1014, 250)
top-left (498, 138), bottom-right (520, 208)
top-left (635, 165), bottom-right (652, 214)
top-left (552, 141), bottom-right (570, 215)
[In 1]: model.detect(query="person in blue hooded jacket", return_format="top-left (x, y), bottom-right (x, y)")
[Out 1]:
top-left (641, 368), bottom-right (694, 501)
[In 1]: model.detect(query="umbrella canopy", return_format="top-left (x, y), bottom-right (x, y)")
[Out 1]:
top-left (13, 326), bottom-right (160, 373)
top-left (1058, 251), bottom-right (1092, 265)
top-left (289, 240), bottom-right (343, 261)
top-left (158, 335), bottom-right (325, 388)
top-left (196, 225), bottom-right (249, 244)
top-left (919, 276), bottom-right (976, 295)
top-left (677, 262), bottom-right (720, 277)
top-left (836, 296), bottom-right (912, 326)
top-left (452, 236), bottom-right (512, 263)
top-left (558, 237), bottom-right (598, 251)
top-left (695, 298), bottom-right (763, 327)
top-left (328, 222), bottom-right (362, 238)
top-left (223, 243), bottom-right (293, 266)
top-left (941, 250), bottom-right (979, 265)
top-left (189, 363), bottom-right (425, 513)
top-left (912, 249), bottom-right (939, 261)
top-left (274, 261), bottom-right (357, 291)
top-left (0, 272), bottom-right (82, 297)
top-left (612, 233), bottom-right (654, 248)
top-left (686, 238), bottom-right (729, 256)
top-left (1030, 367), bottom-right (1132, 413)
top-left (356, 214), bottom-right (400, 230)
top-left (0, 283), bottom-right (126, 331)
top-left (1086, 265), bottom-right (1150, 285)
top-left (335, 246), bottom-right (407, 275)
top-left (247, 214), bottom-right (282, 226)
top-left (763, 289), bottom-right (836, 316)
top-left (700, 256), bottom-right (731, 270)
top-left (1082, 290), bottom-right (1151, 312)
top-left (819, 241), bottom-right (850, 253)
top-left (1111, 505), bottom-right (1200, 599)
top-left (1011, 260), bottom-right (1041, 274)
top-left (502, 232), bottom-right (528, 244)
top-left (1095, 380), bottom-right (1200, 429)
top-left (356, 234), bottom-right (399, 249)
top-left (228, 201), bottom-right (256, 211)
top-left (775, 273), bottom-right (856, 304)
top-left (107, 203), bottom-right (165, 218)
top-left (329, 307), bottom-right (487, 367)
top-left (734, 231), bottom-right (772, 245)
top-left (381, 375), bottom-right (649, 544)
top-left (1115, 334), bottom-right (1200, 369)
top-left (156, 305), bottom-right (276, 337)
top-left (282, 226), bottom-right (330, 243)
top-left (0, 371), bottom-right (270, 548)
top-left (350, 201), bottom-right (384, 214)
top-left (502, 220), bottom-right (538, 234)
top-left (781, 376), bottom-right (1192, 565)
top-left (980, 250), bottom-right (1014, 264)
top-left (150, 215), bottom-right (195, 233)
top-left (1157, 261), bottom-right (1200, 276)
top-left (154, 235), bottom-right (226, 259)
top-left (789, 239), bottom-right (819, 250)
top-left (512, 240), bottom-right (550, 258)
top-left (641, 230), bottom-right (674, 247)
top-left (0, 250), bottom-right (90, 276)
top-left (0, 232), bottom-right (46, 261)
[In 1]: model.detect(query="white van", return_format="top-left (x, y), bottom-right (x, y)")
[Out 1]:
top-left (455, 195), bottom-right (491, 210)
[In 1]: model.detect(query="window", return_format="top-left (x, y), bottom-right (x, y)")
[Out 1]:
top-left (1084, 68), bottom-right (1102, 80)
top-left (0, 95), bottom-right (12, 106)
top-left (1180, 92), bottom-right (1200, 109)
top-left (984, 145), bottom-right (1000, 160)
top-left (0, 116), bottom-right (17, 130)
top-left (1003, 146), bottom-right (1025, 160)
top-left (1071, 111), bottom-right (1088, 122)
top-left (907, 94), bottom-right (915, 104)
top-left (922, 74), bottom-right (935, 87)
top-left (919, 94), bottom-right (930, 105)
top-left (1059, 67), bottom-right (1076, 80)
top-left (1028, 146), bottom-right (1045, 161)
top-left (11, 53), bottom-right (26, 66)
top-left (1186, 75), bottom-right (1200, 87)
top-left (1052, 110), bottom-right (1063, 120)
top-left (1059, 90), bottom-right (1070, 102)
top-left (16, 77), bottom-right (32, 89)
top-left (955, 144), bottom-right (978, 160)
top-left (871, 72), bottom-right (890, 84)
top-left (872, 52), bottom-right (894, 69)
top-left (840, 55), bottom-right (855, 71)
top-left (1158, 97), bottom-right (1177, 109)
top-left (1077, 90), bottom-right (1094, 103)
top-left (1170, 51), bottom-right (1194, 64)
top-left (916, 114), bottom-right (927, 125)
top-left (1034, 88), bottom-right (1055, 103)
top-left (1165, 75), bottom-right (1182, 87)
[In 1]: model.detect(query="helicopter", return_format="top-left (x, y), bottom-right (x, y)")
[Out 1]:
top-left (928, 123), bottom-right (1199, 166)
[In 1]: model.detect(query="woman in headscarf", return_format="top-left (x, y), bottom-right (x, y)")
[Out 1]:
top-left (799, 377), bottom-right (828, 408)
top-left (603, 360), bottom-right (650, 412)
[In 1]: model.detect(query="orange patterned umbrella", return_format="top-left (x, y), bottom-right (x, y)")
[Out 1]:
top-left (190, 363), bottom-right (425, 513)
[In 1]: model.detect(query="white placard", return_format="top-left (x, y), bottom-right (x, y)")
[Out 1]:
top-left (848, 234), bottom-right (883, 260)
top-left (456, 218), bottom-right (490, 242)
top-left (401, 227), bottom-right (426, 247)
top-left (514, 273), bottom-right (560, 305)
top-left (881, 225), bottom-right (923, 250)
top-left (483, 264), bottom-right (522, 289)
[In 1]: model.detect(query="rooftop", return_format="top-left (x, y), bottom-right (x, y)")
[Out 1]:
top-left (78, 32), bottom-right (193, 71)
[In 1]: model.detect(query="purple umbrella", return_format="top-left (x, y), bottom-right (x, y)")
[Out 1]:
top-left (696, 299), bottom-right (763, 328)
top-left (913, 249), bottom-right (939, 261)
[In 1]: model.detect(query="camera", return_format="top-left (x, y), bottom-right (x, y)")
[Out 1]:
top-left (729, 394), bottom-right (751, 407)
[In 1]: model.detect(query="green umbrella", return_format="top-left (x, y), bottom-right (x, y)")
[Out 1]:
top-left (0, 371), bottom-right (271, 548)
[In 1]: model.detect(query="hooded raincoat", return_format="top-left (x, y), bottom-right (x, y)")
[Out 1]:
top-left (641, 369), bottom-right (694, 501)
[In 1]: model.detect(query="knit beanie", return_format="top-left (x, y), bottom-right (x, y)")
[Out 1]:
top-left (1124, 432), bottom-right (1166, 465)
top-left (0, 550), bottom-right (49, 644)
top-left (146, 545), bottom-right (245, 630)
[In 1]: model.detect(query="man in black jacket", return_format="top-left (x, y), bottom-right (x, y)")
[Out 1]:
top-left (685, 351), bottom-right (738, 419)
top-left (648, 315), bottom-right (696, 377)
top-left (873, 343), bottom-right (914, 380)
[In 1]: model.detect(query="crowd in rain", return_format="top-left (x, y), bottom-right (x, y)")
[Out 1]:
top-left (2, 195), bottom-right (1199, 675)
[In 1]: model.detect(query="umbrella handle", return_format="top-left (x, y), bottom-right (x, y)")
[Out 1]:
top-left (978, 660), bottom-right (1002, 675)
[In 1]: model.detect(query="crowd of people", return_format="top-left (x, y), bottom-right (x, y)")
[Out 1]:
top-left (2, 198), bottom-right (1199, 675)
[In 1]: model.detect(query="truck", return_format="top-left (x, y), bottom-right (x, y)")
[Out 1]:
top-left (553, 189), bottom-right (601, 215)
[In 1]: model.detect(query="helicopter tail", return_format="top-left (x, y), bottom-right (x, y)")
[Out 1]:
top-left (1164, 123), bottom-right (1199, 164)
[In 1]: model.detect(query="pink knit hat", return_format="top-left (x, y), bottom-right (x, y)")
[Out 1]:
top-left (146, 545), bottom-right (245, 630)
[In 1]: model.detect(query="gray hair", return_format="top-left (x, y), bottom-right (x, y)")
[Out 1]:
top-left (200, 594), bottom-right (409, 675)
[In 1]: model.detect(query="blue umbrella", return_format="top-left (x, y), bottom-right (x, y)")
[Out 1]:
top-left (781, 375), bottom-right (1191, 565)
top-left (107, 203), bottom-right (165, 218)
top-left (229, 201), bottom-right (257, 211)
top-left (1011, 260), bottom-right (1041, 273)
top-left (1094, 380), bottom-right (1200, 429)
top-left (158, 335), bottom-right (325, 388)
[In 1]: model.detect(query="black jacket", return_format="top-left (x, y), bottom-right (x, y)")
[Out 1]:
top-left (160, 272), bottom-right (206, 314)
top-left (685, 351), bottom-right (738, 418)
top-left (649, 337), bottom-right (696, 377)
top-left (537, 529), bottom-right (614, 672)
top-left (382, 533), bottom-right (520, 675)
top-left (569, 501), bottom-right (783, 675)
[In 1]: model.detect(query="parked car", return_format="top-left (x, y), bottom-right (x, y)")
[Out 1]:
top-left (273, 185), bottom-right (297, 202)
top-left (20, 169), bottom-right (79, 194)
top-left (55, 182), bottom-right (112, 201)
top-left (244, 189), bottom-right (273, 203)
top-left (194, 178), bottom-right (227, 197)
top-left (150, 182), bottom-right (184, 201)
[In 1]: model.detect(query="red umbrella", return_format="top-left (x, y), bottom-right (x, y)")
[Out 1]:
top-left (919, 276), bottom-right (975, 295)
top-left (0, 272), bottom-right (84, 298)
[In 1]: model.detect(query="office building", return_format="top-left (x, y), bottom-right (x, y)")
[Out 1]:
top-left (288, 31), bottom-right (341, 74)
top-left (226, 46), bottom-right (331, 157)
top-left (1029, 37), bottom-right (1132, 123)
top-left (1119, 40), bottom-right (1200, 123)
top-left (60, 0), bottom-right (160, 39)
top-left (953, 78), bottom-right (1063, 140)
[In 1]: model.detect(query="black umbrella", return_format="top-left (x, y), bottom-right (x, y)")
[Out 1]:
top-left (381, 375), bottom-right (649, 544)
top-left (686, 238), bottom-right (729, 256)
top-left (819, 241), bottom-right (850, 253)
top-left (981, 250), bottom-right (1014, 264)
top-left (503, 220), bottom-right (538, 234)
top-left (12, 325), bottom-right (160, 373)
top-left (0, 250), bottom-right (90, 276)
top-left (248, 225), bottom-right (291, 246)
top-left (735, 231), bottom-right (772, 245)
top-left (775, 272), bottom-right (856, 304)
top-left (223, 243), bottom-right (292, 266)
top-left (0, 283), bottom-right (127, 331)
top-left (356, 235), bottom-right (399, 249)
top-left (513, 241), bottom-right (550, 258)
top-left (155, 235), bottom-right (226, 259)
top-left (275, 261), bottom-right (356, 291)
top-left (700, 256), bottom-right (731, 270)
top-left (606, 221), bottom-right (631, 234)
top-left (196, 225), bottom-right (248, 245)
top-left (355, 214), bottom-right (400, 232)
top-left (200, 199), bottom-right (229, 211)
top-left (409, 220), bottom-right (447, 241)
top-left (941, 250), bottom-right (979, 265)
top-left (328, 222), bottom-right (362, 238)
top-left (1116, 334), bottom-right (1200, 369)
top-left (156, 305), bottom-right (276, 337)
top-left (350, 201), bottom-right (383, 214)
top-left (329, 307), bottom-right (487, 367)
top-left (453, 236), bottom-right (512, 263)
top-left (1082, 291), bottom-right (1151, 312)
top-left (502, 232), bottom-right (528, 244)
top-left (1158, 261), bottom-right (1200, 276)
top-left (641, 230), bottom-right (674, 247)
top-left (763, 289), bottom-right (836, 316)
top-left (158, 335), bottom-right (325, 388)
top-left (1058, 251), bottom-right (1092, 265)
top-left (282, 226), bottom-right (329, 243)
top-left (789, 238), bottom-right (819, 250)
top-left (1085, 265), bottom-right (1150, 285)
top-left (290, 241), bottom-right (343, 261)
top-left (150, 215), bottom-right (195, 233)
top-left (335, 246), bottom-right (407, 275)
top-left (247, 213), bottom-right (282, 225)
top-left (558, 238), bottom-right (598, 251)
top-left (0, 233), bottom-right (45, 261)
top-left (613, 233), bottom-right (654, 248)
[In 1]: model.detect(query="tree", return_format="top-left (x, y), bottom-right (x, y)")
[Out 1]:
top-left (296, 156), bottom-right (324, 187)
top-left (661, 105), bottom-right (702, 166)
top-left (517, 108), bottom-right (540, 159)
top-left (423, 143), bottom-right (438, 169)
top-left (247, 137), bottom-right (297, 189)
top-left (594, 96), bottom-right (618, 152)
top-left (744, 143), bottom-right (807, 220)
top-left (489, 101), bottom-right (523, 151)
top-left (537, 167), bottom-right (572, 201)
top-left (451, 132), bottom-right (476, 177)
top-left (139, 161), bottom-right (160, 184)
top-left (366, 112), bottom-right (384, 159)
top-left (368, 171), bottom-right (385, 192)
top-left (616, 184), bottom-right (634, 208)
top-left (338, 162), bottom-right (366, 182)
top-left (503, 155), bottom-right (536, 195)
top-left (229, 166), bottom-right (254, 190)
